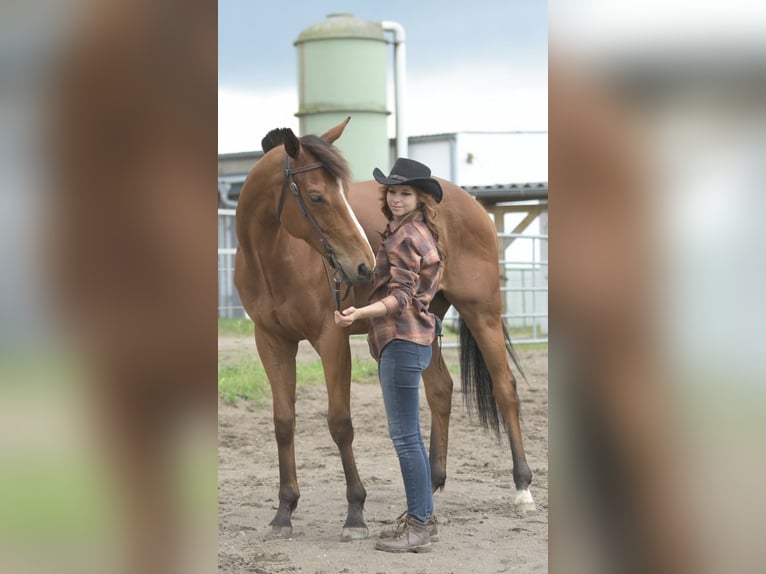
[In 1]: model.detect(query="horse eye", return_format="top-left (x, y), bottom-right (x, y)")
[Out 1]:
top-left (309, 193), bottom-right (323, 203)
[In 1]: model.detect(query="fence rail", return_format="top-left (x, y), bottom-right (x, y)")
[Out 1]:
top-left (218, 210), bottom-right (547, 344)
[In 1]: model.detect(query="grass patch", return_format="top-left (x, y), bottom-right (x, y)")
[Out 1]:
top-left (350, 358), bottom-right (379, 384)
top-left (218, 318), bottom-right (253, 337)
top-left (506, 325), bottom-right (545, 340)
top-left (513, 341), bottom-right (548, 351)
top-left (218, 356), bottom-right (381, 405)
top-left (217, 319), bottom-right (543, 406)
top-left (218, 357), bottom-right (269, 405)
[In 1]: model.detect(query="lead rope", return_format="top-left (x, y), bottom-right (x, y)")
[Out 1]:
top-left (320, 257), bottom-right (342, 310)
top-left (320, 256), bottom-right (352, 311)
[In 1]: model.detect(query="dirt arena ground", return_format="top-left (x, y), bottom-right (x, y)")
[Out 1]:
top-left (218, 336), bottom-right (548, 573)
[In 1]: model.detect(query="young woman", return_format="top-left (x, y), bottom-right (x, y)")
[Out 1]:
top-left (334, 158), bottom-right (444, 553)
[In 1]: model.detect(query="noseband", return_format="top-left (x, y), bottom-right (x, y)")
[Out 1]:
top-left (276, 153), bottom-right (353, 309)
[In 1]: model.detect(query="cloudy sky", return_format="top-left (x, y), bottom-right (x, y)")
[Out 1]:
top-left (218, 0), bottom-right (547, 153)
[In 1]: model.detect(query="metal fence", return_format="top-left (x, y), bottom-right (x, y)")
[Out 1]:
top-left (218, 209), bottom-right (245, 319)
top-left (218, 210), bottom-right (548, 344)
top-left (500, 232), bottom-right (548, 343)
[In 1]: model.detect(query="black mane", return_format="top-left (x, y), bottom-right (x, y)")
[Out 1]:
top-left (261, 128), bottom-right (292, 154)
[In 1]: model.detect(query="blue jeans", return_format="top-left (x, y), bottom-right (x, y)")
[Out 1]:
top-left (378, 339), bottom-right (434, 523)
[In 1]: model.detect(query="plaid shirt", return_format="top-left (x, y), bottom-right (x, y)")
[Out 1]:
top-left (367, 211), bottom-right (443, 360)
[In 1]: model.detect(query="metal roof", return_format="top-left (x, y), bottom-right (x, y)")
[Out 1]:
top-left (463, 182), bottom-right (548, 204)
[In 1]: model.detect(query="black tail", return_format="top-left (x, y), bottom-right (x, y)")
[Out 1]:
top-left (459, 317), bottom-right (526, 438)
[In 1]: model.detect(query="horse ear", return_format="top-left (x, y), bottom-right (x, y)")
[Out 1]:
top-left (284, 129), bottom-right (300, 159)
top-left (320, 116), bottom-right (351, 144)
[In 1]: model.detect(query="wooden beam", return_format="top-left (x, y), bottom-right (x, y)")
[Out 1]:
top-left (498, 207), bottom-right (545, 250)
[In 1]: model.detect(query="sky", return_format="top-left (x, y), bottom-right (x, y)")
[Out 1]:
top-left (218, 0), bottom-right (548, 153)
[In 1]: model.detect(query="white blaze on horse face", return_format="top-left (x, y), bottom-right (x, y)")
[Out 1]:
top-left (337, 178), bottom-right (375, 262)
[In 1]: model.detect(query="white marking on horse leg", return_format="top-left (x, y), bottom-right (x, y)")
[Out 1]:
top-left (338, 178), bottom-right (375, 261)
top-left (514, 488), bottom-right (536, 511)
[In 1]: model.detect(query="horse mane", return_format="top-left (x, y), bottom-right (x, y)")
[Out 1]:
top-left (299, 134), bottom-right (351, 182)
top-left (261, 128), bottom-right (351, 183)
top-left (261, 128), bottom-right (292, 154)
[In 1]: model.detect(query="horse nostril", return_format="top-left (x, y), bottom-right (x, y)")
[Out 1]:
top-left (358, 263), bottom-right (372, 279)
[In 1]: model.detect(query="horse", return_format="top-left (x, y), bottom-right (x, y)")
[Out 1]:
top-left (234, 117), bottom-right (534, 540)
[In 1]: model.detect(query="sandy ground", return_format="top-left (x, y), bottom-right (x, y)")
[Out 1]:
top-left (218, 336), bottom-right (548, 573)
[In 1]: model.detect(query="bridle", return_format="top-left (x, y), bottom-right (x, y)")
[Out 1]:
top-left (276, 153), bottom-right (353, 310)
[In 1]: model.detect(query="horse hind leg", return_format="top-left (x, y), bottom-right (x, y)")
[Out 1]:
top-left (458, 305), bottom-right (535, 512)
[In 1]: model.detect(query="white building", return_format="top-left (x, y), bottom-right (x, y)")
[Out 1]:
top-left (406, 131), bottom-right (548, 186)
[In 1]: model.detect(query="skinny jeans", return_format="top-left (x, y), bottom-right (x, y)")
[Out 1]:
top-left (378, 338), bottom-right (434, 523)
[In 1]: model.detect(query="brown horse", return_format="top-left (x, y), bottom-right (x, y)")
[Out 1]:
top-left (234, 118), bottom-right (534, 540)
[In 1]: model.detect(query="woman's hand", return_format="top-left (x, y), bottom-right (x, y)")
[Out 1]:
top-left (334, 306), bottom-right (358, 327)
top-left (334, 301), bottom-right (386, 327)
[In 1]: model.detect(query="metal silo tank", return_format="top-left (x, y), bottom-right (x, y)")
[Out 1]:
top-left (295, 13), bottom-right (389, 181)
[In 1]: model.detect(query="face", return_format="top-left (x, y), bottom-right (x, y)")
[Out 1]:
top-left (386, 185), bottom-right (420, 221)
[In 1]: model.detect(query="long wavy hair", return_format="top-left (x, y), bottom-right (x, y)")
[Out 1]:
top-left (379, 185), bottom-right (446, 260)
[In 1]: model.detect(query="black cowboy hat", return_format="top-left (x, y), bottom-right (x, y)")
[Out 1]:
top-left (372, 158), bottom-right (443, 203)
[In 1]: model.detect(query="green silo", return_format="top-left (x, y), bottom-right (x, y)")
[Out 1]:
top-left (295, 13), bottom-right (390, 181)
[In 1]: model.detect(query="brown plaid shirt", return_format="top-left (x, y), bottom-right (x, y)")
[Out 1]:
top-left (367, 211), bottom-right (443, 360)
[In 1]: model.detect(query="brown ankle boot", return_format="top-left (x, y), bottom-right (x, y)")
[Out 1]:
top-left (379, 512), bottom-right (439, 543)
top-left (375, 516), bottom-right (432, 553)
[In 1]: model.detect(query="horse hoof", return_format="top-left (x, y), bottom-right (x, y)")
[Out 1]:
top-left (514, 488), bottom-right (536, 513)
top-left (340, 526), bottom-right (369, 541)
top-left (268, 525), bottom-right (293, 539)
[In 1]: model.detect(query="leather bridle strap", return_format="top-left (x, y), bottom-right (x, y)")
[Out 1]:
top-left (276, 153), bottom-right (323, 222)
top-left (276, 153), bottom-right (353, 310)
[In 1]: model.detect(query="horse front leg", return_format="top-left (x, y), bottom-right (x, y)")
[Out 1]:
top-left (316, 331), bottom-right (368, 541)
top-left (255, 329), bottom-right (300, 537)
top-left (422, 338), bottom-right (454, 492)
top-left (422, 295), bottom-right (455, 492)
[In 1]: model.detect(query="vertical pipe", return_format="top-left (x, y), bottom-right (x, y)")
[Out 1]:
top-left (532, 235), bottom-right (538, 339)
top-left (449, 134), bottom-right (458, 182)
top-left (381, 21), bottom-right (407, 159)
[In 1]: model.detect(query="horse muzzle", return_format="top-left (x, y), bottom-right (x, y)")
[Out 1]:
top-left (355, 262), bottom-right (373, 284)
top-left (335, 259), bottom-right (373, 285)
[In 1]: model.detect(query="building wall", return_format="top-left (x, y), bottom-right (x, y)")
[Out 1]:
top-left (456, 132), bottom-right (547, 185)
top-left (406, 137), bottom-right (455, 182)
top-left (407, 132), bottom-right (547, 186)
top-left (218, 151), bottom-right (262, 178)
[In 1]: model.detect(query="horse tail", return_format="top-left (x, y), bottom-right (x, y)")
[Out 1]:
top-left (459, 317), bottom-right (526, 438)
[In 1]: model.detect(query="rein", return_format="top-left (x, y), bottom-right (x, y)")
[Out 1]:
top-left (277, 153), bottom-right (353, 310)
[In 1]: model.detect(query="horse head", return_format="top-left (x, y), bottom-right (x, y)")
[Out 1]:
top-left (265, 118), bottom-right (375, 285)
